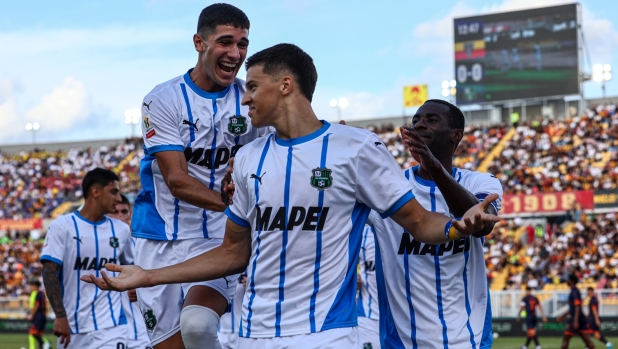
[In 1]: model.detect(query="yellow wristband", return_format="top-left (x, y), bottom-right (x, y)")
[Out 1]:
top-left (447, 222), bottom-right (462, 241)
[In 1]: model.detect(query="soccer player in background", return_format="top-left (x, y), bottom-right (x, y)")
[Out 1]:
top-left (516, 287), bottom-right (547, 349)
top-left (82, 43), bottom-right (500, 348)
top-left (27, 279), bottom-right (51, 349)
top-left (109, 194), bottom-right (152, 349)
top-left (357, 226), bottom-right (379, 349)
top-left (367, 99), bottom-right (503, 348)
top-left (131, 4), bottom-right (270, 349)
top-left (586, 287), bottom-right (613, 349)
top-left (217, 275), bottom-right (246, 349)
top-left (557, 274), bottom-right (596, 349)
top-left (41, 168), bottom-right (133, 348)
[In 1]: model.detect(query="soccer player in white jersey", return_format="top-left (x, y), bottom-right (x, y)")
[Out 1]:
top-left (367, 99), bottom-right (503, 349)
top-left (41, 168), bottom-right (133, 348)
top-left (357, 226), bottom-right (379, 349)
top-left (109, 194), bottom-right (152, 349)
top-left (218, 275), bottom-right (245, 349)
top-left (131, 4), bottom-right (269, 349)
top-left (82, 44), bottom-right (500, 349)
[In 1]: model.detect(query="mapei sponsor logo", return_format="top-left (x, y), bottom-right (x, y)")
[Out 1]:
top-left (184, 145), bottom-right (243, 169)
top-left (73, 257), bottom-right (117, 270)
top-left (363, 261), bottom-right (376, 272)
top-left (255, 206), bottom-right (329, 231)
top-left (397, 233), bottom-right (470, 256)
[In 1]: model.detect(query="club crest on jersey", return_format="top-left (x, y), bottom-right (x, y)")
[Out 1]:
top-left (109, 237), bottom-right (119, 248)
top-left (228, 115), bottom-right (248, 135)
top-left (310, 167), bottom-right (333, 190)
top-left (143, 309), bottom-right (157, 330)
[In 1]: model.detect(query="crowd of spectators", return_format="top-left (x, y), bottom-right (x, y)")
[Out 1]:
top-left (0, 232), bottom-right (43, 297)
top-left (487, 103), bottom-right (618, 194)
top-left (484, 211), bottom-right (618, 291)
top-left (0, 138), bottom-right (142, 219)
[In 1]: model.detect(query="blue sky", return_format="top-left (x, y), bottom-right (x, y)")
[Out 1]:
top-left (1, 0), bottom-right (617, 144)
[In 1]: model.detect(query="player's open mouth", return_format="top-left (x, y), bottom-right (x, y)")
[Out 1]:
top-left (218, 62), bottom-right (237, 74)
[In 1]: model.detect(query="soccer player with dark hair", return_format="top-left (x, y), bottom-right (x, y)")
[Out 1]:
top-left (130, 3), bottom-right (271, 349)
top-left (365, 99), bottom-right (502, 348)
top-left (28, 279), bottom-right (51, 349)
top-left (516, 287), bottom-right (547, 349)
top-left (557, 274), bottom-right (596, 349)
top-left (586, 287), bottom-right (613, 349)
top-left (41, 168), bottom-right (133, 348)
top-left (83, 43), bottom-right (499, 348)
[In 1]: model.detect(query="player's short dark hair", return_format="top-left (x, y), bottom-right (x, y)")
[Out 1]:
top-left (197, 3), bottom-right (250, 37)
top-left (423, 99), bottom-right (465, 130)
top-left (82, 168), bottom-right (119, 199)
top-left (119, 194), bottom-right (130, 206)
top-left (28, 278), bottom-right (41, 287)
top-left (587, 287), bottom-right (594, 292)
top-left (568, 273), bottom-right (579, 284)
top-left (526, 286), bottom-right (533, 291)
top-left (245, 43), bottom-right (318, 102)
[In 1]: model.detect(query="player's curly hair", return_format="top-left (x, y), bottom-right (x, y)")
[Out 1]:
top-left (197, 3), bottom-right (250, 37)
top-left (245, 44), bottom-right (318, 102)
top-left (423, 99), bottom-right (465, 131)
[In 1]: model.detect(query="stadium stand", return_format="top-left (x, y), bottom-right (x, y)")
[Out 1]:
top-left (2, 103), bottom-right (618, 312)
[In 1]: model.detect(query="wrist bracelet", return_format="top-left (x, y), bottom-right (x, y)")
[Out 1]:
top-left (444, 218), bottom-right (462, 241)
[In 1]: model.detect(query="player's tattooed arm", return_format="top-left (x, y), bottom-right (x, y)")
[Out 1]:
top-left (42, 261), bottom-right (67, 318)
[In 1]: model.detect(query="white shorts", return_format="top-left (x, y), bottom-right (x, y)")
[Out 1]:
top-left (62, 325), bottom-right (127, 349)
top-left (358, 317), bottom-right (379, 349)
top-left (218, 331), bottom-right (239, 349)
top-left (237, 327), bottom-right (359, 349)
top-left (134, 238), bottom-right (239, 346)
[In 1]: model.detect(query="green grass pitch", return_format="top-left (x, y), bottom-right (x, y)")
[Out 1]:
top-left (1, 333), bottom-right (617, 348)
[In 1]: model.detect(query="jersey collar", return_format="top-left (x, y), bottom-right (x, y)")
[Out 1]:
top-left (411, 165), bottom-right (458, 187)
top-left (274, 121), bottom-right (331, 147)
top-left (183, 69), bottom-right (231, 99)
top-left (74, 211), bottom-right (108, 226)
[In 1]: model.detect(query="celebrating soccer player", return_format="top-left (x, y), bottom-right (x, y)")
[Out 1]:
top-left (130, 4), bottom-right (270, 349)
top-left (82, 43), bottom-right (500, 348)
top-left (41, 168), bottom-right (133, 348)
top-left (365, 99), bottom-right (503, 348)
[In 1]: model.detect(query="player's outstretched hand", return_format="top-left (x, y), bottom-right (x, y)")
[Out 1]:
top-left (452, 193), bottom-right (501, 237)
top-left (54, 316), bottom-right (71, 348)
top-left (80, 264), bottom-right (150, 292)
top-left (221, 158), bottom-right (235, 205)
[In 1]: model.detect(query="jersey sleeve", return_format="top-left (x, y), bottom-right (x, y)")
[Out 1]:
top-left (40, 220), bottom-right (67, 266)
top-left (119, 225), bottom-right (134, 265)
top-left (355, 134), bottom-right (414, 218)
top-left (225, 149), bottom-right (252, 227)
top-left (466, 172), bottom-right (504, 213)
top-left (142, 94), bottom-right (184, 154)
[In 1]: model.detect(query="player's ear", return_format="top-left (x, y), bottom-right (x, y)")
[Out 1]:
top-left (452, 129), bottom-right (464, 145)
top-left (280, 75), bottom-right (293, 97)
top-left (193, 33), bottom-right (205, 53)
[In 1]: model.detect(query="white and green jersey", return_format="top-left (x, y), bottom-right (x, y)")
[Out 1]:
top-left (368, 166), bottom-right (503, 349)
top-left (41, 212), bottom-right (133, 334)
top-left (132, 70), bottom-right (271, 241)
top-left (357, 225), bottom-right (379, 321)
top-left (226, 121), bottom-right (414, 338)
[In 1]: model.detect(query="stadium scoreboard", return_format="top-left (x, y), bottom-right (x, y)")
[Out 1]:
top-left (454, 4), bottom-right (579, 105)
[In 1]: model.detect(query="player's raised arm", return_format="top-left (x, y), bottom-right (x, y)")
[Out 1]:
top-left (389, 194), bottom-right (500, 244)
top-left (81, 218), bottom-right (252, 290)
top-left (401, 126), bottom-right (501, 236)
